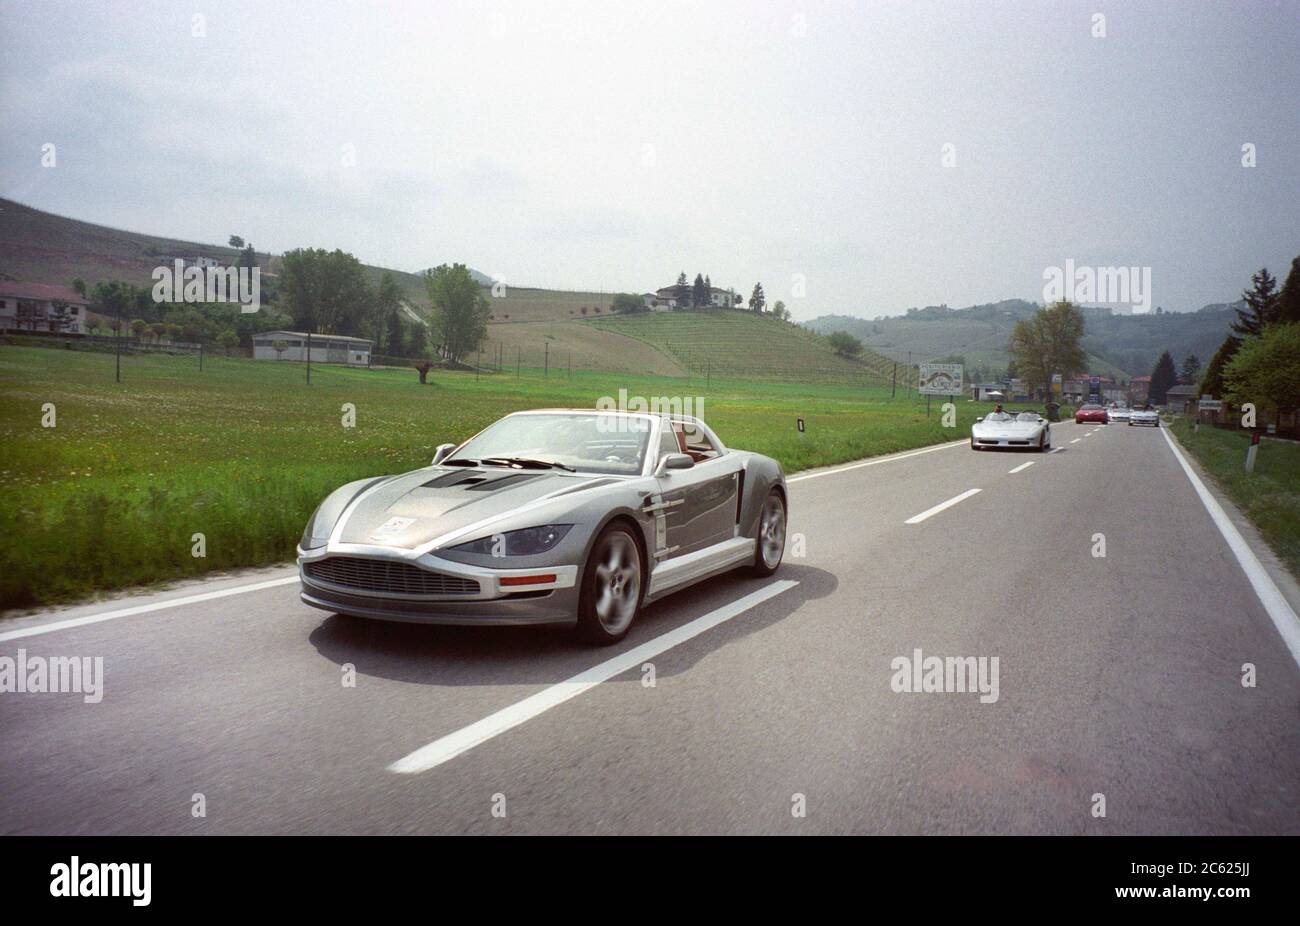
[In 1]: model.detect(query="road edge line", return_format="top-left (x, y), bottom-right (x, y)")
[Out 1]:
top-left (1160, 425), bottom-right (1300, 668)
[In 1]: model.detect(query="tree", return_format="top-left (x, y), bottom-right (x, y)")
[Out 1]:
top-left (748, 282), bottom-right (766, 314)
top-left (1179, 354), bottom-right (1201, 385)
top-left (692, 274), bottom-right (708, 309)
top-left (217, 329), bottom-right (240, 355)
top-left (278, 248), bottom-right (373, 335)
top-left (771, 300), bottom-right (789, 321)
top-left (129, 318), bottom-right (148, 340)
top-left (828, 330), bottom-right (863, 358)
top-left (239, 244), bottom-right (257, 271)
top-left (1006, 301), bottom-right (1086, 399)
top-left (149, 322), bottom-right (167, 343)
top-left (1275, 255), bottom-right (1300, 325)
top-left (1148, 351), bottom-right (1178, 405)
top-left (374, 271), bottom-right (404, 354)
top-left (272, 338), bottom-right (289, 360)
top-left (1223, 322), bottom-right (1300, 417)
top-left (1199, 336), bottom-right (1239, 398)
top-left (611, 293), bottom-right (645, 314)
top-left (1232, 267), bottom-right (1280, 338)
top-left (71, 278), bottom-right (86, 297)
top-left (424, 263), bottom-right (489, 364)
top-left (228, 235), bottom-right (245, 249)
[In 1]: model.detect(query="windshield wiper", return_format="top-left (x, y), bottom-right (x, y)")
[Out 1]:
top-left (441, 458), bottom-right (480, 467)
top-left (478, 456), bottom-right (576, 472)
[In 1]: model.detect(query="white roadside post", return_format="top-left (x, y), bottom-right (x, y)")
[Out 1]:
top-left (1245, 431), bottom-right (1260, 473)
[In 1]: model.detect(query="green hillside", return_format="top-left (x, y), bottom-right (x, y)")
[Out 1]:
top-left (589, 309), bottom-right (916, 386)
top-left (806, 298), bottom-right (1237, 380)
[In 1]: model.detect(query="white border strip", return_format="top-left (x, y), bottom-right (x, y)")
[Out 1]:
top-left (904, 488), bottom-right (982, 525)
top-left (1161, 427), bottom-right (1300, 666)
top-left (388, 579), bottom-right (800, 773)
top-left (1009, 461), bottom-right (1036, 474)
top-left (0, 577), bottom-right (300, 643)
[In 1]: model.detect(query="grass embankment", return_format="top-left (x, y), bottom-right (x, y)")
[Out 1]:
top-left (1, 345), bottom-right (982, 609)
top-left (1169, 419), bottom-right (1300, 579)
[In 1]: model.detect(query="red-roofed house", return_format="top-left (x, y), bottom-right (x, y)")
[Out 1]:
top-left (0, 281), bottom-right (90, 334)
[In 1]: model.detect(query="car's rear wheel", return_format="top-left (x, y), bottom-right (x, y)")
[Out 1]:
top-left (750, 490), bottom-right (786, 577)
top-left (575, 524), bottom-right (643, 645)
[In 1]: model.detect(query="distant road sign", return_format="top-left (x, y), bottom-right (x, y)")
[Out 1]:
top-left (918, 363), bottom-right (964, 396)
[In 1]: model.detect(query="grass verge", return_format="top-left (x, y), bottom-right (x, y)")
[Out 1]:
top-left (1169, 418), bottom-right (1300, 579)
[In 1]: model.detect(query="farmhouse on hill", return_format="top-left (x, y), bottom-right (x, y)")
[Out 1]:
top-left (0, 281), bottom-right (89, 334)
top-left (642, 283), bottom-right (735, 311)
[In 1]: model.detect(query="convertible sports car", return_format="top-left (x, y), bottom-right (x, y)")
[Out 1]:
top-left (1108, 405), bottom-right (1132, 423)
top-left (1129, 408), bottom-right (1160, 427)
top-left (297, 409), bottom-right (788, 644)
top-left (970, 410), bottom-right (1052, 451)
top-left (1075, 404), bottom-right (1109, 424)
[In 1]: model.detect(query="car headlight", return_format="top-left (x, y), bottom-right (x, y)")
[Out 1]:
top-left (300, 506), bottom-right (326, 550)
top-left (451, 524), bottom-right (573, 556)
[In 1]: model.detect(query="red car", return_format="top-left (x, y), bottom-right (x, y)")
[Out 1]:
top-left (1075, 404), bottom-right (1109, 424)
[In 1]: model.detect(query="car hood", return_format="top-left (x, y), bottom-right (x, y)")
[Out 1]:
top-left (972, 419), bottom-right (1042, 436)
top-left (330, 466), bottom-right (617, 549)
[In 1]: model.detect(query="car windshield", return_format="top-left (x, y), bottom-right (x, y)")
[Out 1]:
top-left (985, 412), bottom-right (1012, 421)
top-left (1015, 412), bottom-right (1040, 421)
top-left (446, 413), bottom-right (652, 475)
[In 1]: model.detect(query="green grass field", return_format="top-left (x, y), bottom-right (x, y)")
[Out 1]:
top-left (589, 309), bottom-right (915, 386)
top-left (1169, 419), bottom-right (1300, 579)
top-left (1, 344), bottom-right (982, 609)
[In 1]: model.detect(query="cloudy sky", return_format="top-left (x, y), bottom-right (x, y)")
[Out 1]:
top-left (1, 0), bottom-right (1296, 318)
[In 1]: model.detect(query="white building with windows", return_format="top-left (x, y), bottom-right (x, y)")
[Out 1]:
top-left (0, 281), bottom-right (89, 333)
top-left (252, 330), bottom-right (372, 365)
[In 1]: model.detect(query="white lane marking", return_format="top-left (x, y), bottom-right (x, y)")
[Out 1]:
top-left (1070, 438), bottom-right (1081, 444)
top-left (787, 439), bottom-right (965, 483)
top-left (904, 488), bottom-right (981, 525)
top-left (387, 579), bottom-right (801, 774)
top-left (1049, 447), bottom-right (1064, 454)
top-left (0, 576), bottom-right (301, 643)
top-left (1160, 427), bottom-right (1300, 667)
top-left (1008, 461), bottom-right (1035, 474)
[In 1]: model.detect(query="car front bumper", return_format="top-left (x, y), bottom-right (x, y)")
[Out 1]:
top-left (296, 546), bottom-right (581, 626)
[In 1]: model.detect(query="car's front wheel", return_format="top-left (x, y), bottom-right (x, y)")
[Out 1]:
top-left (750, 489), bottom-right (786, 577)
top-left (575, 524), bottom-right (643, 645)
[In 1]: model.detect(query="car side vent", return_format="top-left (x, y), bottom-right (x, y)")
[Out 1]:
top-left (422, 471), bottom-right (484, 488)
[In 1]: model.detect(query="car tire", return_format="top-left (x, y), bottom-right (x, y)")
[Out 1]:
top-left (1041, 431), bottom-right (1050, 451)
top-left (970, 436), bottom-right (979, 450)
top-left (575, 523), bottom-right (644, 645)
top-left (750, 489), bottom-right (786, 577)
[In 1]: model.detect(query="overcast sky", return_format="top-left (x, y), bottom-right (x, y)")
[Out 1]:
top-left (2, 0), bottom-right (1297, 318)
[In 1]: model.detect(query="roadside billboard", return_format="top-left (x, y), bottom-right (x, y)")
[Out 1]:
top-left (918, 363), bottom-right (964, 396)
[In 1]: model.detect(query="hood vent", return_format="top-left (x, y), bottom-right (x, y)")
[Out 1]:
top-left (421, 471), bottom-right (544, 491)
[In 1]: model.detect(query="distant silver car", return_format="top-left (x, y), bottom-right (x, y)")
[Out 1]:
top-left (1129, 408), bottom-right (1160, 427)
top-left (971, 410), bottom-right (1051, 451)
top-left (1108, 406), bottom-right (1132, 423)
top-left (297, 409), bottom-right (788, 644)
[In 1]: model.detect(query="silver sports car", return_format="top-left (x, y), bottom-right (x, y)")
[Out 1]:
top-left (297, 409), bottom-right (788, 644)
top-left (970, 410), bottom-right (1052, 451)
top-left (1129, 408), bottom-right (1160, 427)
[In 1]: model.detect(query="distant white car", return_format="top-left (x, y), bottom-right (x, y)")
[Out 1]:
top-left (971, 411), bottom-right (1051, 451)
top-left (1108, 406), bottom-right (1132, 423)
top-left (1129, 408), bottom-right (1160, 427)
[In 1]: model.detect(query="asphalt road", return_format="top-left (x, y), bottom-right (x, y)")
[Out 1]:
top-left (2, 420), bottom-right (1298, 835)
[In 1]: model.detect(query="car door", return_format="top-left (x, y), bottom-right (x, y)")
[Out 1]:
top-left (648, 423), bottom-right (740, 560)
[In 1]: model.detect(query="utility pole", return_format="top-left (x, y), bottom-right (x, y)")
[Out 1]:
top-left (199, 339), bottom-right (203, 372)
top-left (306, 331), bottom-right (312, 384)
top-left (517, 346), bottom-right (521, 378)
top-left (891, 361), bottom-right (897, 398)
top-left (544, 342), bottom-right (549, 378)
top-left (114, 300), bottom-right (121, 383)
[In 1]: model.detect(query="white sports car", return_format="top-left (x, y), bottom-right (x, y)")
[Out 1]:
top-left (1108, 406), bottom-right (1132, 423)
top-left (970, 411), bottom-right (1052, 451)
top-left (1129, 408), bottom-right (1160, 427)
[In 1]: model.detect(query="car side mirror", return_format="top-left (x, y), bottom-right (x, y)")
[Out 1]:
top-left (975, 416), bottom-right (984, 422)
top-left (655, 453), bottom-right (694, 476)
top-left (431, 443), bottom-right (457, 465)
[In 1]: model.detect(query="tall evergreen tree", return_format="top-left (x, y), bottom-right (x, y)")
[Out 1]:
top-left (1179, 354), bottom-right (1201, 385)
top-left (1148, 350), bottom-right (1178, 405)
top-left (748, 282), bottom-right (766, 314)
top-left (1199, 337), bottom-right (1238, 399)
top-left (1232, 267), bottom-right (1280, 338)
top-left (692, 273), bottom-right (708, 309)
top-left (1275, 255), bottom-right (1300, 325)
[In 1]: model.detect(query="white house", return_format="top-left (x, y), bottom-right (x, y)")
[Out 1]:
top-left (252, 330), bottom-right (372, 366)
top-left (0, 281), bottom-right (89, 334)
top-left (643, 284), bottom-right (734, 311)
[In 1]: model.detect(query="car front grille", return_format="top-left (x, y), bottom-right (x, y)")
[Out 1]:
top-left (304, 557), bottom-right (480, 597)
